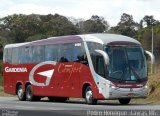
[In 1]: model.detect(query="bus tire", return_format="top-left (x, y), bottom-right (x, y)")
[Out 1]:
top-left (85, 86), bottom-right (97, 105)
top-left (17, 85), bottom-right (26, 101)
top-left (119, 98), bottom-right (131, 105)
top-left (26, 85), bottom-right (35, 101)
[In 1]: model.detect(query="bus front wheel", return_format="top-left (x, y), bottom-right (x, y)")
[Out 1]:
top-left (85, 86), bottom-right (97, 105)
top-left (119, 98), bottom-right (131, 105)
top-left (17, 85), bottom-right (26, 101)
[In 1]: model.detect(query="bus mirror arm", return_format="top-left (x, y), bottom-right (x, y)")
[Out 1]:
top-left (95, 49), bottom-right (109, 65)
top-left (145, 50), bottom-right (155, 64)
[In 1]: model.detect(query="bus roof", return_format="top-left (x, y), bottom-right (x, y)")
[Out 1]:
top-left (4, 42), bottom-right (31, 49)
top-left (4, 33), bottom-right (140, 49)
top-left (79, 34), bottom-right (140, 45)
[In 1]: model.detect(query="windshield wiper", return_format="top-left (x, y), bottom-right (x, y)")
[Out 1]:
top-left (128, 64), bottom-right (141, 82)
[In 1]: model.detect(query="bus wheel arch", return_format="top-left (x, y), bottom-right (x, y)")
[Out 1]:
top-left (82, 83), bottom-right (90, 98)
top-left (16, 83), bottom-right (26, 101)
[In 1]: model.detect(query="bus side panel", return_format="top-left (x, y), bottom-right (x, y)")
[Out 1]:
top-left (3, 62), bottom-right (104, 99)
top-left (3, 63), bottom-right (35, 95)
top-left (32, 62), bottom-right (103, 99)
top-left (36, 62), bottom-right (105, 99)
top-left (33, 62), bottom-right (82, 98)
top-left (3, 64), bottom-right (15, 94)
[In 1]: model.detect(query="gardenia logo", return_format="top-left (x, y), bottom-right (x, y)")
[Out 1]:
top-left (5, 67), bottom-right (27, 72)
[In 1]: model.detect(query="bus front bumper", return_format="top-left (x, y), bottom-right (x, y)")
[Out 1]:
top-left (108, 86), bottom-right (148, 99)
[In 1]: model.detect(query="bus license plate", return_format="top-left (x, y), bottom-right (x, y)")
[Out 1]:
top-left (128, 93), bottom-right (135, 97)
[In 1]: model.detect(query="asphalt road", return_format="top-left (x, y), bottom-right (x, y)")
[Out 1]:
top-left (0, 97), bottom-right (160, 116)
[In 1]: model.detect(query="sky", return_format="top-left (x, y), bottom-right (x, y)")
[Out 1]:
top-left (0, 0), bottom-right (160, 26)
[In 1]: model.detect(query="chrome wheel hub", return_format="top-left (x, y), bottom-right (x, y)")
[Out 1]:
top-left (86, 90), bottom-right (92, 102)
top-left (18, 89), bottom-right (23, 98)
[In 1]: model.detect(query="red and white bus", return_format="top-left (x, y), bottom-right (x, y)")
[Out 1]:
top-left (2, 34), bottom-right (153, 105)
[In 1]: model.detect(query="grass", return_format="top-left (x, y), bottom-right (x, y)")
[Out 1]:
top-left (0, 86), bottom-right (13, 96)
top-left (132, 71), bottom-right (160, 104)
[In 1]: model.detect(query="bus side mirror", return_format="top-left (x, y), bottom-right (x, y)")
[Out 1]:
top-left (95, 49), bottom-right (109, 65)
top-left (145, 51), bottom-right (155, 64)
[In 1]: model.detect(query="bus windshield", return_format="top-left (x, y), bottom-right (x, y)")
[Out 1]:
top-left (106, 46), bottom-right (147, 82)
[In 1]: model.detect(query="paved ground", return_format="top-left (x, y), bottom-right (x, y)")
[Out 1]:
top-left (0, 97), bottom-right (160, 116)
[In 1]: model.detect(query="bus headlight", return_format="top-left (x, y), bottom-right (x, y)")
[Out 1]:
top-left (144, 83), bottom-right (148, 89)
top-left (110, 84), bottom-right (116, 89)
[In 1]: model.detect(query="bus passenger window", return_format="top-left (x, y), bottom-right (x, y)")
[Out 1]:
top-left (19, 47), bottom-right (32, 64)
top-left (3, 49), bottom-right (8, 63)
top-left (32, 46), bottom-right (45, 63)
top-left (25, 47), bottom-right (32, 63)
top-left (73, 42), bottom-right (88, 65)
top-left (19, 47), bottom-right (26, 64)
top-left (7, 48), bottom-right (12, 63)
top-left (12, 48), bottom-right (19, 64)
top-left (58, 44), bottom-right (73, 62)
top-left (45, 45), bottom-right (58, 61)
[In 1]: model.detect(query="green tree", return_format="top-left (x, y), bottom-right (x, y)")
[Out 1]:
top-left (80, 15), bottom-right (109, 33)
top-left (135, 16), bottom-right (160, 65)
top-left (40, 14), bottom-right (79, 37)
top-left (0, 14), bottom-right (79, 43)
top-left (142, 15), bottom-right (156, 28)
top-left (0, 36), bottom-right (8, 59)
top-left (0, 14), bottom-right (42, 43)
top-left (110, 13), bottom-right (137, 37)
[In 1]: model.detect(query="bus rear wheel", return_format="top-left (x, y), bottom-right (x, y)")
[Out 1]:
top-left (17, 85), bottom-right (26, 101)
top-left (26, 85), bottom-right (40, 101)
top-left (85, 86), bottom-right (97, 105)
top-left (119, 98), bottom-right (131, 105)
